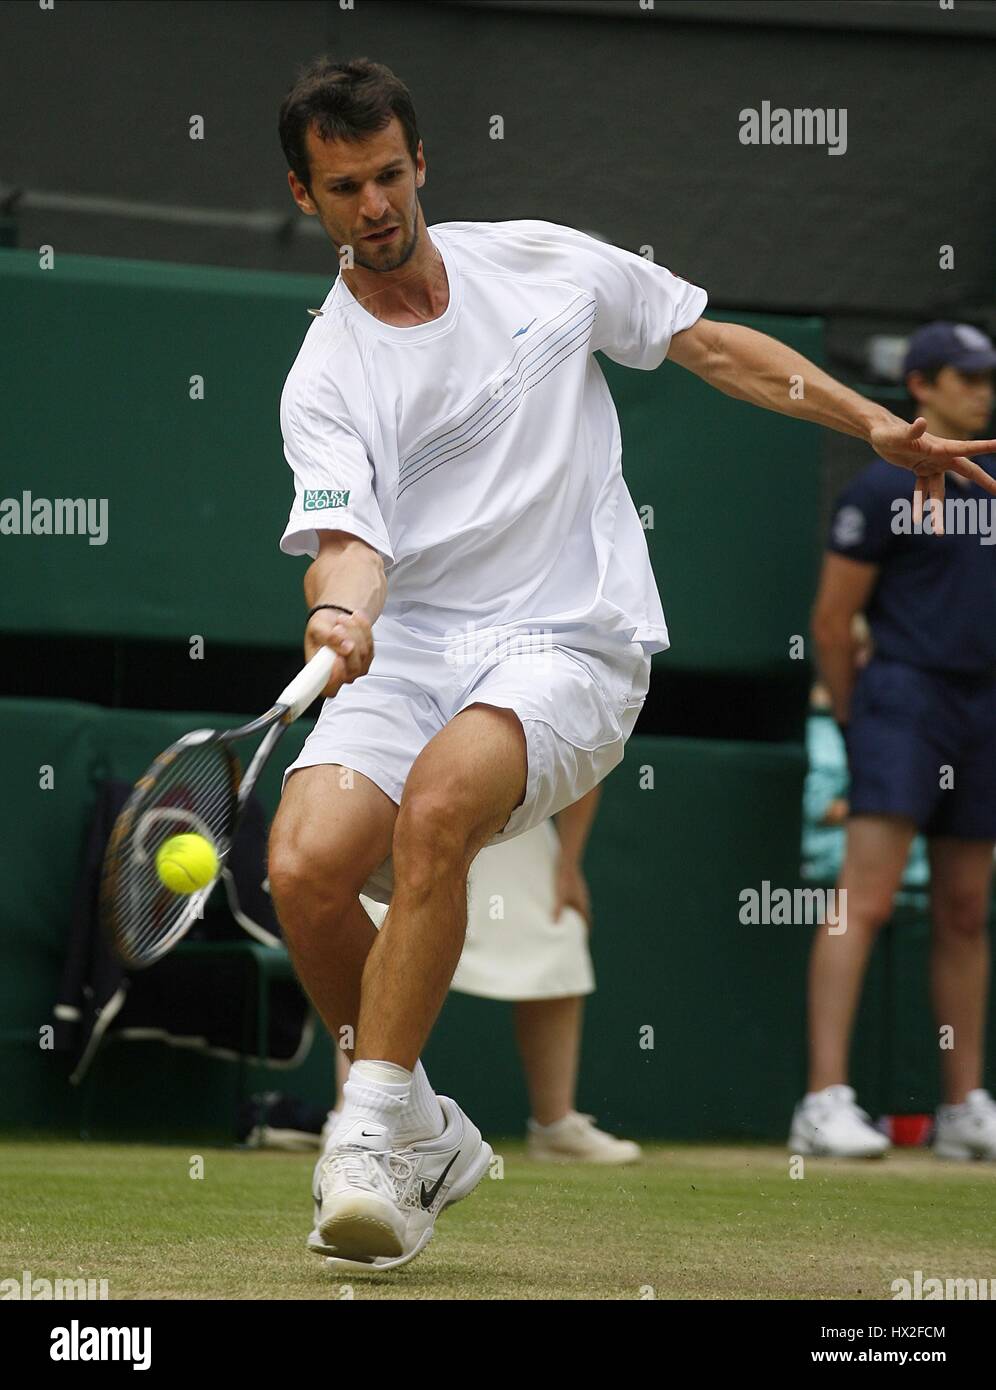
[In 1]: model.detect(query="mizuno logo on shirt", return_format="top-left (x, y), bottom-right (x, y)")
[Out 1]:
top-left (512, 318), bottom-right (536, 338)
top-left (303, 489), bottom-right (350, 511)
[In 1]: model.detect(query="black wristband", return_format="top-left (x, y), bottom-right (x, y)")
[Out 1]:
top-left (307, 603), bottom-right (354, 623)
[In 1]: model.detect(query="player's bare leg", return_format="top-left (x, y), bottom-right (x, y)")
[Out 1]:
top-left (272, 764), bottom-right (477, 1267)
top-left (313, 704), bottom-right (526, 1270)
top-left (268, 765), bottom-right (396, 1045)
top-left (356, 702), bottom-right (528, 1066)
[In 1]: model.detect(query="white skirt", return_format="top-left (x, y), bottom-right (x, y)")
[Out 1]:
top-left (360, 819), bottom-right (595, 1001)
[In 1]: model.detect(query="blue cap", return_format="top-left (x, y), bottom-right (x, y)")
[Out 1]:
top-left (903, 321), bottom-right (996, 377)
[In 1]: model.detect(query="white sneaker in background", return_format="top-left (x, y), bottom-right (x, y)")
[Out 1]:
top-left (527, 1111), bottom-right (641, 1164)
top-left (788, 1084), bottom-right (890, 1158)
top-left (933, 1089), bottom-right (996, 1161)
top-left (247, 1124), bottom-right (320, 1151)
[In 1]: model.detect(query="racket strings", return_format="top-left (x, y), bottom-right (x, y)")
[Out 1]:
top-left (102, 739), bottom-right (239, 967)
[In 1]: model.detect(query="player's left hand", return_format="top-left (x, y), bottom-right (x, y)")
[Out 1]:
top-left (553, 859), bottom-right (592, 930)
top-left (869, 416), bottom-right (996, 531)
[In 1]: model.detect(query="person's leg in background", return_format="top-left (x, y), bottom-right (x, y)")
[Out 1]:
top-left (808, 814), bottom-right (918, 1088)
top-left (515, 996), bottom-right (640, 1163)
top-left (929, 837), bottom-right (993, 1104)
top-left (928, 836), bottom-right (996, 1159)
top-left (791, 813), bottom-right (917, 1157)
top-left (516, 996), bottom-right (581, 1125)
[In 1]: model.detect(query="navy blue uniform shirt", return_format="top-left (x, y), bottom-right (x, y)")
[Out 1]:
top-left (827, 455), bottom-right (996, 674)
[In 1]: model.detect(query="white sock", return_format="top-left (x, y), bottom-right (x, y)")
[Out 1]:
top-left (396, 1060), bottom-right (445, 1144)
top-left (334, 1058), bottom-right (444, 1146)
top-left (337, 1059), bottom-right (411, 1142)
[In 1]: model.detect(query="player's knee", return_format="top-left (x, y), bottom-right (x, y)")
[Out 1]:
top-left (393, 789), bottom-right (474, 876)
top-left (267, 829), bottom-right (352, 930)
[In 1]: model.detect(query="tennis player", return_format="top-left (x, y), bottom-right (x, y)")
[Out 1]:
top-left (268, 57), bottom-right (996, 1272)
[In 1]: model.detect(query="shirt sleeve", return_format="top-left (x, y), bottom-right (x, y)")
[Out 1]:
top-left (537, 222), bottom-right (708, 371)
top-left (278, 383), bottom-right (394, 564)
top-left (826, 465), bottom-right (894, 564)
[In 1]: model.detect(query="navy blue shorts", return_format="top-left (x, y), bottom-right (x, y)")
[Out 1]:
top-left (847, 658), bottom-right (996, 839)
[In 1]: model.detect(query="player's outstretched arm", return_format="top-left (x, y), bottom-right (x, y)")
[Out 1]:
top-left (668, 318), bottom-right (996, 517)
top-left (303, 529), bottom-right (387, 697)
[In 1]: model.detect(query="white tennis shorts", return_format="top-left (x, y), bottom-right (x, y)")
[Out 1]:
top-left (282, 613), bottom-right (651, 904)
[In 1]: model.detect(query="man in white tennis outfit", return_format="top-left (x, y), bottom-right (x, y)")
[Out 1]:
top-left (268, 58), bottom-right (996, 1274)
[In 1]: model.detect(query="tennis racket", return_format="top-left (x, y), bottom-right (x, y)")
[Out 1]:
top-left (100, 646), bottom-right (335, 970)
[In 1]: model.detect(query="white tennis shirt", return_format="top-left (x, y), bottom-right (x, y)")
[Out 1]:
top-left (279, 219), bottom-right (707, 655)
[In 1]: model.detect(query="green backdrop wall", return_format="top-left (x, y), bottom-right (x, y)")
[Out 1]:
top-left (2, 699), bottom-right (986, 1142)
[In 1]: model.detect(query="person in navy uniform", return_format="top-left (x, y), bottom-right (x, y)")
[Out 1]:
top-left (795, 322), bottom-right (996, 1159)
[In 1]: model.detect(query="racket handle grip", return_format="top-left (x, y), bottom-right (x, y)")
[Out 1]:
top-left (278, 646), bottom-right (336, 720)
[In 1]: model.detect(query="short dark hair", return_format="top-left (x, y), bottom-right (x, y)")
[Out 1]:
top-left (905, 363), bottom-right (943, 412)
top-left (278, 56), bottom-right (420, 192)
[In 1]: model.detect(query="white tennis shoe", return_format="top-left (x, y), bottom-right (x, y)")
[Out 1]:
top-left (527, 1111), bottom-right (641, 1164)
top-left (307, 1095), bottom-right (493, 1272)
top-left (788, 1084), bottom-right (890, 1158)
top-left (933, 1089), bottom-right (996, 1160)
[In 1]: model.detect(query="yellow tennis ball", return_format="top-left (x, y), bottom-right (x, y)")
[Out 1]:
top-left (155, 833), bottom-right (218, 895)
